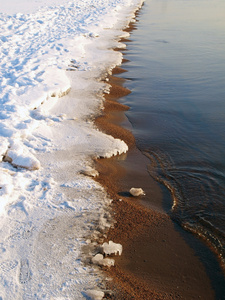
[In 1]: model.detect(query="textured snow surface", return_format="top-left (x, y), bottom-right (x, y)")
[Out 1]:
top-left (0, 0), bottom-right (143, 298)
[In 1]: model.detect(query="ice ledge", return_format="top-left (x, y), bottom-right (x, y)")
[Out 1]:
top-left (96, 138), bottom-right (128, 159)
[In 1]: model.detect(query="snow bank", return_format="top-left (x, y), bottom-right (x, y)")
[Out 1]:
top-left (0, 0), bottom-right (143, 298)
top-left (0, 0), bottom-right (144, 215)
top-left (0, 0), bottom-right (121, 171)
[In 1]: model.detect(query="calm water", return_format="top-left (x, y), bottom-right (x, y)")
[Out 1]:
top-left (120, 0), bottom-right (225, 268)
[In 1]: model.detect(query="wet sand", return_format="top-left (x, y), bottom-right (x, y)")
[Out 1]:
top-left (94, 66), bottom-right (221, 299)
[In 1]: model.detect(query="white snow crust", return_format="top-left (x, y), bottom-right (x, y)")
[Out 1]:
top-left (102, 241), bottom-right (123, 256)
top-left (0, 0), bottom-right (143, 298)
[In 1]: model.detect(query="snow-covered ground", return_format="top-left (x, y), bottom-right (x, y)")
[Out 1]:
top-left (0, 0), bottom-right (143, 299)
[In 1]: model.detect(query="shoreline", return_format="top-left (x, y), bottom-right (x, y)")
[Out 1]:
top-left (94, 28), bottom-right (221, 299)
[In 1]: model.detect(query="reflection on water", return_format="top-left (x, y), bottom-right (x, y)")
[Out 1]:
top-left (120, 0), bottom-right (225, 269)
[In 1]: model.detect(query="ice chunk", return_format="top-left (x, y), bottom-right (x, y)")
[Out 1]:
top-left (102, 241), bottom-right (122, 256)
top-left (85, 289), bottom-right (104, 300)
top-left (129, 187), bottom-right (145, 197)
top-left (101, 257), bottom-right (115, 267)
top-left (99, 138), bottom-right (128, 158)
top-left (92, 253), bottom-right (115, 267)
top-left (5, 141), bottom-right (40, 170)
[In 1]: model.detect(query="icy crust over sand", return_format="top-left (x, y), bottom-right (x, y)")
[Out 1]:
top-left (0, 0), bottom-right (144, 299)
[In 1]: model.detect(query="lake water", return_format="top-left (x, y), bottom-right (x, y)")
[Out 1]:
top-left (119, 0), bottom-right (225, 269)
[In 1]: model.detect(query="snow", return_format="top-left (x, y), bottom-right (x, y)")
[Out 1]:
top-left (84, 289), bottom-right (105, 300)
top-left (0, 0), bottom-right (143, 298)
top-left (92, 254), bottom-right (115, 267)
top-left (80, 166), bottom-right (99, 178)
top-left (102, 241), bottom-right (123, 256)
top-left (5, 140), bottom-right (41, 170)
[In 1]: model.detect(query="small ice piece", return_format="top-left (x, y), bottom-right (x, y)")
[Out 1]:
top-left (102, 241), bottom-right (122, 256)
top-left (129, 187), bottom-right (145, 197)
top-left (80, 166), bottom-right (99, 178)
top-left (101, 257), bottom-right (115, 267)
top-left (85, 289), bottom-right (104, 300)
top-left (92, 254), bottom-right (104, 265)
top-left (92, 254), bottom-right (115, 267)
top-left (5, 141), bottom-right (40, 170)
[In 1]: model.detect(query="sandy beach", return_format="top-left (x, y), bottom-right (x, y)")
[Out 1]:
top-left (94, 35), bottom-right (221, 299)
top-left (1, 0), bottom-right (225, 298)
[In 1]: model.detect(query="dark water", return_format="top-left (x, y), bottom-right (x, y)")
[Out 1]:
top-left (120, 0), bottom-right (225, 269)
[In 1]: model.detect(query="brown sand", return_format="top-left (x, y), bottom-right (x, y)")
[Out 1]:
top-left (94, 65), bottom-right (219, 299)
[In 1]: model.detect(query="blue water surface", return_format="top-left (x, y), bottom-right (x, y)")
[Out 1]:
top-left (120, 0), bottom-right (225, 267)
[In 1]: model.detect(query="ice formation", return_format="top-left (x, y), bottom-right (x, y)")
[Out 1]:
top-left (92, 253), bottom-right (115, 267)
top-left (80, 166), bottom-right (99, 178)
top-left (5, 140), bottom-right (41, 170)
top-left (85, 289), bottom-right (105, 300)
top-left (102, 240), bottom-right (123, 256)
top-left (129, 187), bottom-right (146, 196)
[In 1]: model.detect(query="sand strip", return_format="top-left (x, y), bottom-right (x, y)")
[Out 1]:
top-left (93, 26), bottom-right (225, 298)
top-left (94, 71), bottom-right (221, 299)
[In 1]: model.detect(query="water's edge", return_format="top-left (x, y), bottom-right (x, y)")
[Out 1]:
top-left (94, 9), bottom-right (225, 298)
